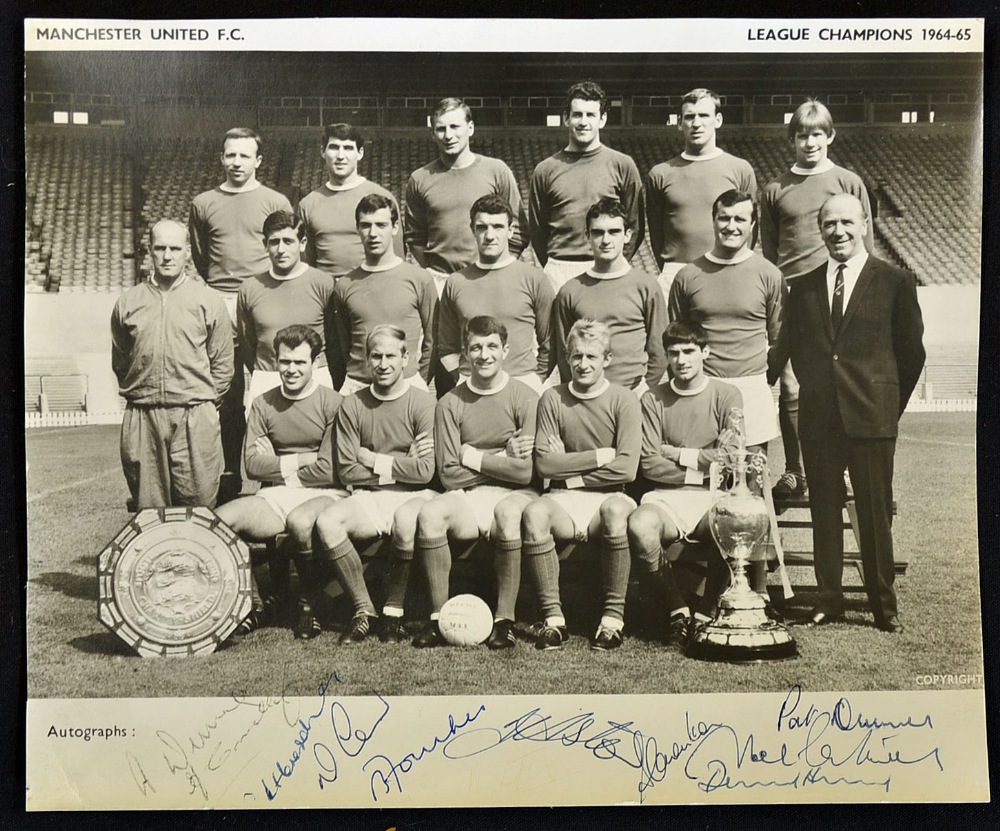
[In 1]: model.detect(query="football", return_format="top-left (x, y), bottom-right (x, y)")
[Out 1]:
top-left (437, 594), bottom-right (494, 647)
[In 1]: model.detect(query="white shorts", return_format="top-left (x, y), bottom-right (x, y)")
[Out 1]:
top-left (347, 488), bottom-right (438, 536)
top-left (544, 489), bottom-right (637, 542)
top-left (658, 262), bottom-right (686, 302)
top-left (543, 258), bottom-right (593, 295)
top-left (450, 485), bottom-right (540, 538)
top-left (339, 374), bottom-right (430, 397)
top-left (716, 372), bottom-right (780, 446)
top-left (640, 488), bottom-right (719, 539)
top-left (246, 367), bottom-right (334, 415)
top-left (257, 484), bottom-right (348, 524)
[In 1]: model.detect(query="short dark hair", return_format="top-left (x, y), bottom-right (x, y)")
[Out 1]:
top-left (262, 210), bottom-right (305, 242)
top-left (469, 194), bottom-right (514, 225)
top-left (712, 189), bottom-right (758, 224)
top-left (274, 324), bottom-right (323, 362)
top-left (564, 81), bottom-right (608, 116)
top-left (322, 122), bottom-right (364, 148)
top-left (223, 127), bottom-right (262, 156)
top-left (585, 197), bottom-right (630, 232)
top-left (355, 192), bottom-right (399, 225)
top-left (463, 315), bottom-right (509, 348)
top-left (432, 97), bottom-right (473, 123)
top-left (679, 89), bottom-right (721, 116)
top-left (366, 324), bottom-right (408, 355)
top-left (663, 320), bottom-right (709, 351)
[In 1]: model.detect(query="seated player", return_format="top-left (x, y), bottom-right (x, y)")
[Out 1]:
top-left (310, 325), bottom-right (437, 643)
top-left (215, 325), bottom-right (346, 638)
top-left (626, 320), bottom-right (741, 649)
top-left (411, 316), bottom-right (540, 649)
top-left (522, 319), bottom-right (641, 651)
top-left (237, 211), bottom-right (336, 406)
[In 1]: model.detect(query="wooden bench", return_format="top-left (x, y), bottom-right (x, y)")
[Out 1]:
top-left (774, 496), bottom-right (904, 591)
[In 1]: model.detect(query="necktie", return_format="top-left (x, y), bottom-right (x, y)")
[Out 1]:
top-left (831, 263), bottom-right (845, 332)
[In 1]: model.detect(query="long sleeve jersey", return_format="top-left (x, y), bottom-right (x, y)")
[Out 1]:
top-left (244, 384), bottom-right (344, 488)
top-left (552, 267), bottom-right (668, 389)
top-left (646, 151), bottom-right (757, 267)
top-left (335, 385), bottom-right (436, 489)
top-left (327, 261), bottom-right (437, 388)
top-left (404, 155), bottom-right (525, 273)
top-left (528, 144), bottom-right (644, 264)
top-left (111, 276), bottom-right (233, 406)
top-left (437, 260), bottom-right (554, 379)
top-left (760, 163), bottom-right (873, 280)
top-left (237, 266), bottom-right (336, 372)
top-left (298, 179), bottom-right (404, 277)
top-left (669, 252), bottom-right (783, 378)
top-left (535, 382), bottom-right (640, 488)
top-left (639, 379), bottom-right (742, 489)
top-left (435, 376), bottom-right (539, 491)
top-left (188, 184), bottom-right (293, 293)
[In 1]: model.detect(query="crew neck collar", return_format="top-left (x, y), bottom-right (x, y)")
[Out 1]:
top-left (467, 372), bottom-right (509, 396)
top-left (670, 377), bottom-right (709, 397)
top-left (220, 180), bottom-right (261, 193)
top-left (790, 158), bottom-right (834, 176)
top-left (361, 256), bottom-right (403, 273)
top-left (475, 255), bottom-right (516, 271)
top-left (681, 148), bottom-right (723, 162)
top-left (269, 262), bottom-right (309, 281)
top-left (586, 263), bottom-right (632, 280)
top-left (325, 177), bottom-right (367, 191)
top-left (569, 378), bottom-right (610, 400)
top-left (370, 380), bottom-right (410, 401)
top-left (280, 379), bottom-right (318, 401)
top-left (705, 249), bottom-right (754, 265)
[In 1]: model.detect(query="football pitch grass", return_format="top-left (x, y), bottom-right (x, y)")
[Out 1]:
top-left (26, 413), bottom-right (982, 699)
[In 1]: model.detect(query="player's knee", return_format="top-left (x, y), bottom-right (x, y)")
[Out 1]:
top-left (627, 505), bottom-right (660, 544)
top-left (314, 507), bottom-right (347, 547)
top-left (493, 499), bottom-right (524, 538)
top-left (520, 501), bottom-right (551, 541)
top-left (599, 496), bottom-right (632, 533)
top-left (285, 508), bottom-right (314, 548)
top-left (416, 500), bottom-right (448, 539)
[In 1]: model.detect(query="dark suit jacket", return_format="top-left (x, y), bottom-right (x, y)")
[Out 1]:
top-left (769, 255), bottom-right (925, 439)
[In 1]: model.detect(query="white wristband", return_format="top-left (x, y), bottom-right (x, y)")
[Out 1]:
top-left (461, 446), bottom-right (485, 472)
top-left (279, 454), bottom-right (301, 486)
top-left (440, 353), bottom-right (461, 372)
top-left (595, 447), bottom-right (615, 467)
top-left (678, 448), bottom-right (700, 470)
top-left (565, 476), bottom-right (585, 490)
top-left (373, 453), bottom-right (395, 485)
top-left (684, 468), bottom-right (705, 486)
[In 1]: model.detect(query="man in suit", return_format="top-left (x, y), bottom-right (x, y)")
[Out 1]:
top-left (769, 194), bottom-right (925, 633)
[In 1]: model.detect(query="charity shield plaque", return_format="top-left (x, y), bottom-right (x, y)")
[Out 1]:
top-left (97, 506), bottom-right (252, 657)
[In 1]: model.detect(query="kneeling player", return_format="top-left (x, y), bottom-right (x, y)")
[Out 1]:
top-left (522, 319), bottom-right (641, 651)
top-left (627, 320), bottom-right (740, 649)
top-left (310, 325), bottom-right (437, 643)
top-left (412, 316), bottom-right (539, 649)
top-left (215, 325), bottom-right (347, 637)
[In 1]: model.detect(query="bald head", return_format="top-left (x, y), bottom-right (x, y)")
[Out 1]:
top-left (149, 219), bottom-right (191, 283)
top-left (819, 194), bottom-right (868, 263)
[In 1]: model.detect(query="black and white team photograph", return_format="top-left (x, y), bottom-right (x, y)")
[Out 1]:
top-left (20, 14), bottom-right (990, 811)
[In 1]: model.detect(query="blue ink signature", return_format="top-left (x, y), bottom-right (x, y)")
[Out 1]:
top-left (315, 692), bottom-right (391, 791)
top-left (364, 704), bottom-right (487, 801)
top-left (441, 706), bottom-right (717, 802)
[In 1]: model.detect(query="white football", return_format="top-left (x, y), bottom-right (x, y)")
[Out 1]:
top-left (438, 594), bottom-right (494, 646)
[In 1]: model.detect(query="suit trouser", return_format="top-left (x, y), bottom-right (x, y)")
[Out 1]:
top-left (801, 415), bottom-right (897, 620)
top-left (213, 290), bottom-right (245, 484)
top-left (120, 401), bottom-right (223, 509)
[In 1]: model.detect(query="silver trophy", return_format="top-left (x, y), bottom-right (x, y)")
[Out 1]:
top-left (688, 409), bottom-right (797, 662)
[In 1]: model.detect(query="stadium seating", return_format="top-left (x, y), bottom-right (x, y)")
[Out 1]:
top-left (24, 125), bottom-right (982, 293)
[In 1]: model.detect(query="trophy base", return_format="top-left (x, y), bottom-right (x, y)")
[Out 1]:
top-left (687, 592), bottom-right (798, 663)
